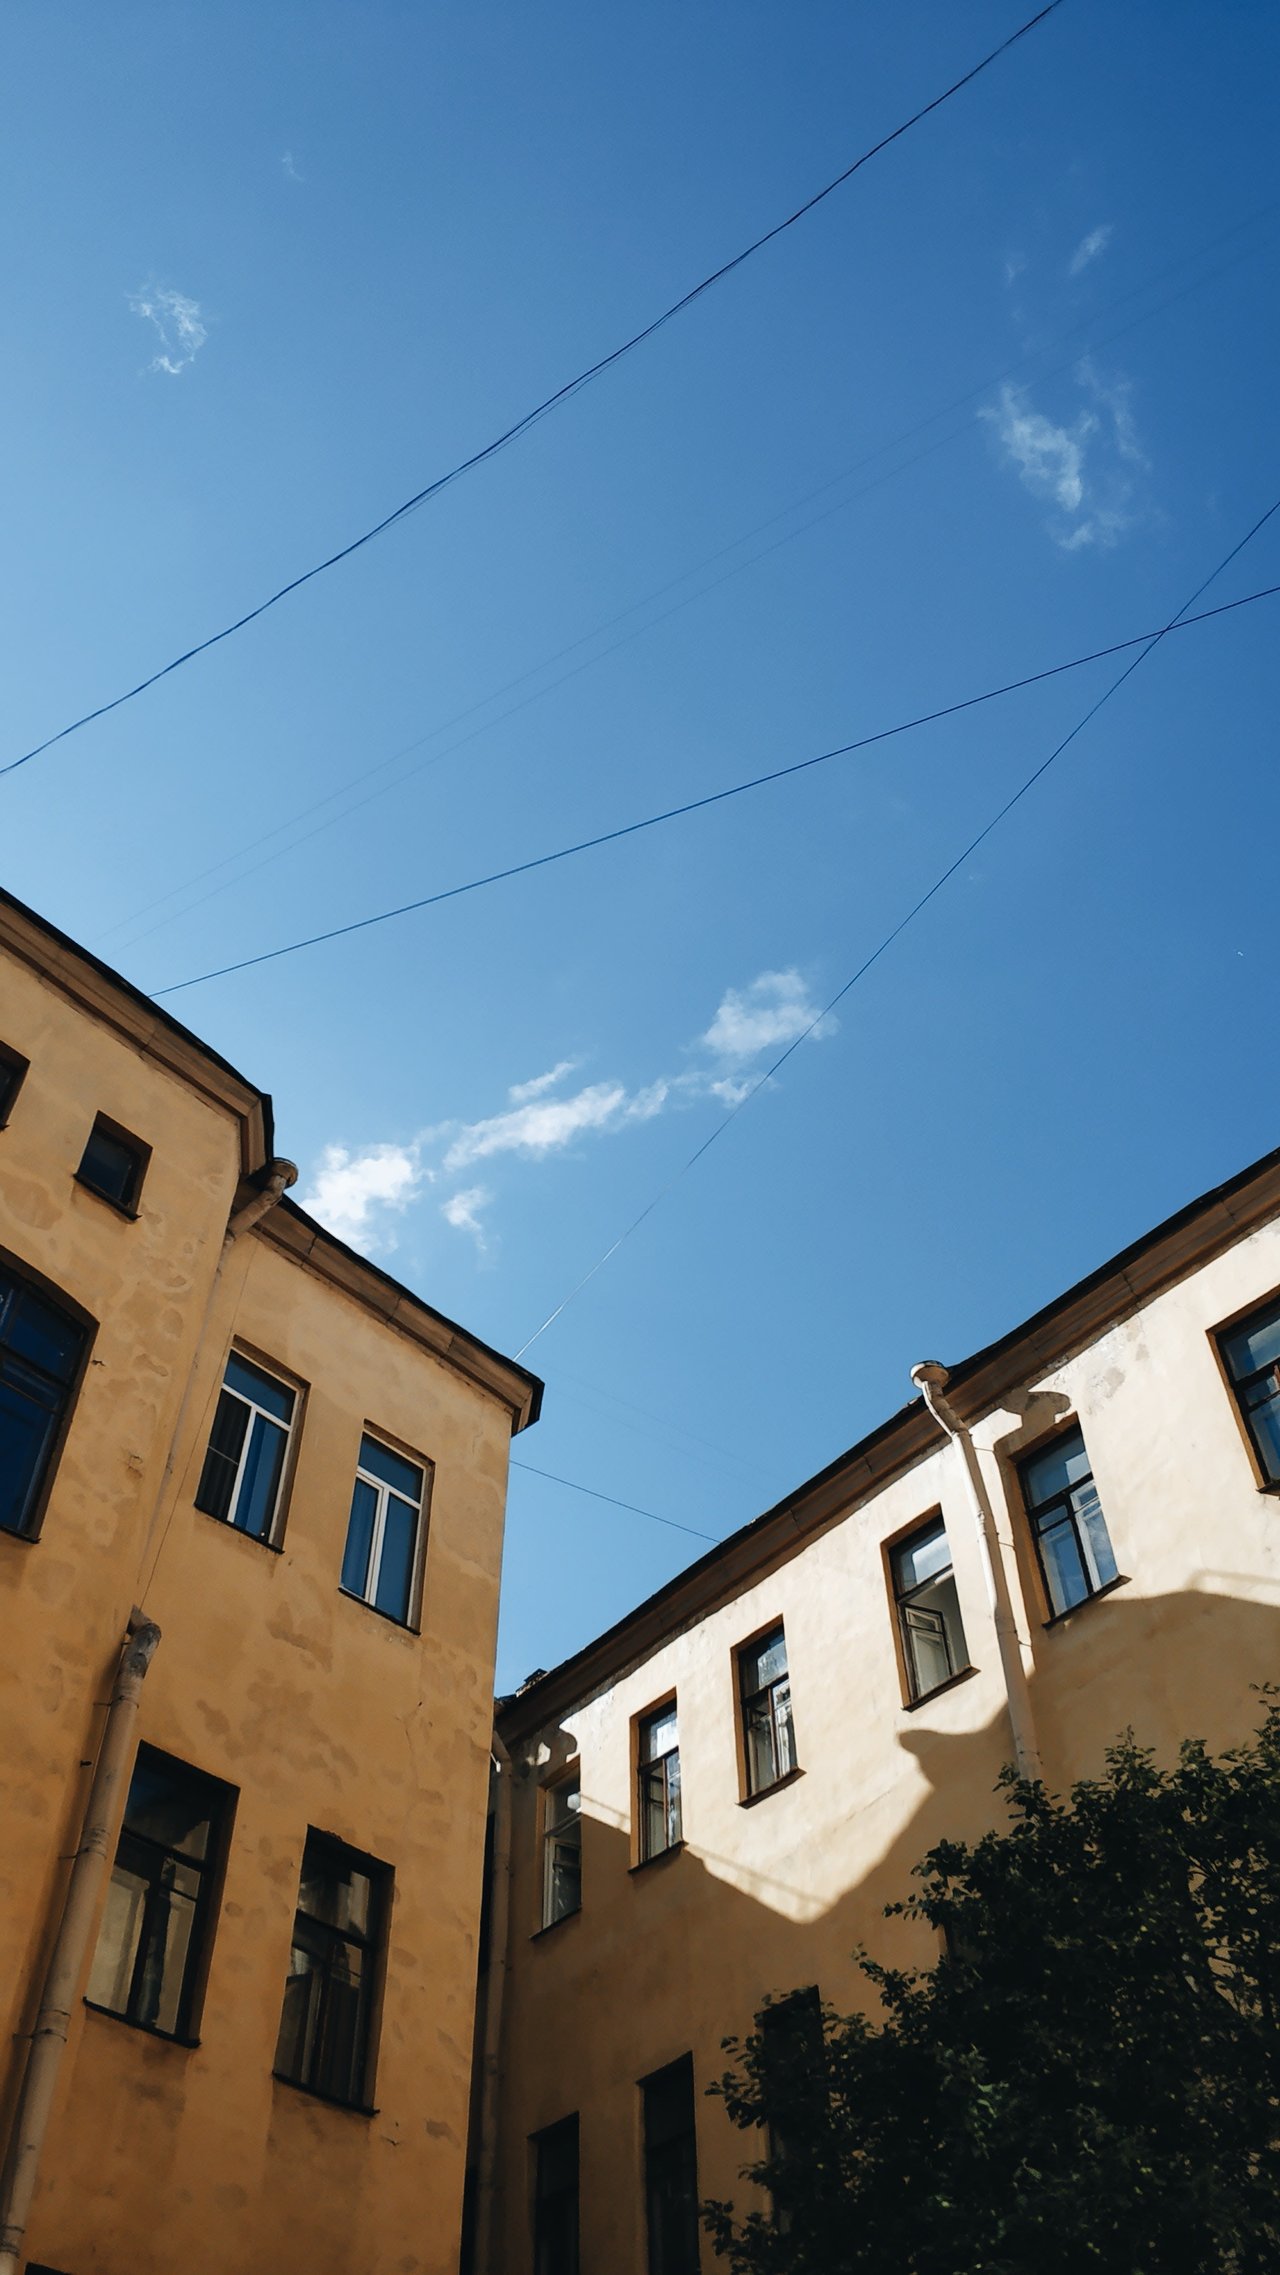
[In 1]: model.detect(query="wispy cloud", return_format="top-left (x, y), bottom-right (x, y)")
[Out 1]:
top-left (984, 360), bottom-right (1148, 552)
top-left (441, 1185), bottom-right (492, 1250)
top-left (1068, 223), bottom-right (1113, 278)
top-left (301, 969), bottom-right (835, 1258)
top-left (1003, 251), bottom-right (1028, 287)
top-left (128, 284), bottom-right (207, 376)
top-left (299, 1142), bottom-right (425, 1252)
top-left (281, 151), bottom-right (304, 182)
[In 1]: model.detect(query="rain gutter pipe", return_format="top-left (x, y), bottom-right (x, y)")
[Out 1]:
top-left (474, 1728), bottom-right (515, 2275)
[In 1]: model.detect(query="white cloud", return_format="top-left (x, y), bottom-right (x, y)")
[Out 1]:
top-left (443, 1082), bottom-right (628, 1172)
top-left (441, 1185), bottom-right (492, 1248)
top-left (507, 1060), bottom-right (578, 1105)
top-left (281, 151), bottom-right (304, 182)
top-left (299, 1142), bottom-right (423, 1253)
top-left (984, 365), bottom-right (1148, 552)
top-left (128, 284), bottom-right (207, 376)
top-left (700, 969), bottom-right (831, 1061)
top-left (1068, 223), bottom-right (1113, 278)
top-left (1003, 251), bottom-right (1027, 287)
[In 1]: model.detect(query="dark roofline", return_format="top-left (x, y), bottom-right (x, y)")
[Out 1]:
top-left (500, 1137), bottom-right (1280, 1734)
top-left (0, 883), bottom-right (275, 1157)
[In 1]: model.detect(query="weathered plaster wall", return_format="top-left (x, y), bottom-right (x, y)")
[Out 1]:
top-left (493, 1210), bottom-right (1280, 2273)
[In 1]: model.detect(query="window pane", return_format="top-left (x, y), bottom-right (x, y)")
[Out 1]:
top-left (773, 1681), bottom-right (797, 1779)
top-left (194, 1388), bottom-right (248, 1523)
top-left (276, 1948), bottom-right (324, 2082)
top-left (0, 1373), bottom-right (59, 1537)
top-left (373, 1491), bottom-right (418, 1622)
top-left (1072, 1479), bottom-right (1118, 1591)
top-left (892, 1519), bottom-right (951, 1594)
top-left (1222, 1303), bottom-right (1280, 1381)
top-left (124, 1752), bottom-right (217, 1859)
top-left (7, 1286), bottom-right (84, 1384)
top-left (902, 1569), bottom-right (967, 1696)
top-left (640, 1703), bottom-right (678, 1763)
top-left (741, 1628), bottom-right (787, 1694)
top-left (1022, 1427), bottom-right (1092, 1510)
top-left (299, 1853), bottom-right (373, 1937)
top-left (134, 1876), bottom-right (199, 2035)
top-left (745, 1697), bottom-right (778, 1793)
top-left (358, 1434), bottom-right (423, 1502)
top-left (1244, 1382), bottom-right (1280, 1483)
top-left (85, 1863), bottom-right (148, 2013)
top-left (314, 1944), bottom-right (366, 2102)
top-left (223, 1351), bottom-right (294, 1422)
top-left (1039, 1516), bottom-right (1089, 1615)
top-left (78, 1124), bottom-right (142, 1209)
top-left (235, 1412), bottom-right (288, 1539)
top-left (544, 1784), bottom-right (582, 1923)
top-left (341, 1476), bottom-right (378, 1598)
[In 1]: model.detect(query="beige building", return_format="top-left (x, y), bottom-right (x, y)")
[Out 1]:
top-left (481, 1147), bottom-right (1280, 2275)
top-left (0, 888), bottom-right (541, 2275)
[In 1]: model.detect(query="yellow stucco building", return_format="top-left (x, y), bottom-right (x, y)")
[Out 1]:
top-left (0, 888), bottom-right (541, 2275)
top-left (481, 1146), bottom-right (1280, 2275)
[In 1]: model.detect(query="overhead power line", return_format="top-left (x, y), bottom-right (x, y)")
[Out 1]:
top-left (2, 1), bottom-right (1067, 784)
top-left (153, 579), bottom-right (1280, 997)
top-left (99, 196), bottom-right (1277, 959)
top-left (512, 495), bottom-right (1280, 1357)
top-left (510, 1459), bottom-right (724, 1545)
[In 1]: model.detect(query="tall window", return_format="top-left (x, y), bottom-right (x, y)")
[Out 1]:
top-left (542, 1777), bottom-right (582, 1928)
top-left (341, 1433), bottom-right (427, 1625)
top-left (533, 2114), bottom-right (580, 2275)
top-left (0, 1262), bottom-right (87, 1540)
top-left (75, 1114), bottom-right (149, 1215)
top-left (275, 1832), bottom-right (387, 2108)
top-left (1019, 1425), bottom-right (1118, 1618)
top-left (891, 1517), bottom-right (969, 1700)
top-left (85, 1745), bottom-right (231, 2040)
top-left (1219, 1297), bottom-right (1280, 1484)
top-left (738, 1626), bottom-right (796, 1797)
top-left (642, 2055), bottom-right (700, 2275)
top-left (194, 1351), bottom-right (296, 1542)
top-left (638, 1700), bottom-right (682, 1860)
top-left (760, 1988), bottom-right (824, 2234)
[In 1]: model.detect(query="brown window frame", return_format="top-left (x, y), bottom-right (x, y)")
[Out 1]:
top-left (74, 1112), bottom-right (151, 1218)
top-left (0, 1041), bottom-right (29, 1128)
top-left (0, 1246), bottom-right (95, 1546)
top-left (634, 1695), bottom-right (682, 1865)
top-left (1213, 1287), bottom-right (1280, 1492)
top-left (735, 1620), bottom-right (799, 1802)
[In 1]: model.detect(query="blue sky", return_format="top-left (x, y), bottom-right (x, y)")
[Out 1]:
top-left (3, 1), bottom-right (1277, 1690)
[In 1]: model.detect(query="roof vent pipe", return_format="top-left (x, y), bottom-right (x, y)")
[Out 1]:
top-left (228, 1156), bottom-right (298, 1239)
top-left (910, 1362), bottom-right (1042, 1784)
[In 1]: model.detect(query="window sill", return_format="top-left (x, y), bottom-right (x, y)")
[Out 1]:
top-left (198, 1506), bottom-right (285, 1553)
top-left (1043, 1572), bottom-right (1130, 1630)
top-left (72, 1174), bottom-right (140, 1221)
top-left (902, 1663), bottom-right (978, 1712)
top-left (272, 2069), bottom-right (377, 2117)
top-left (739, 1765), bottom-right (804, 1810)
top-left (83, 1999), bottom-right (199, 2050)
top-left (531, 1905), bottom-right (581, 1942)
top-left (630, 1838), bottom-right (685, 1876)
top-left (337, 1585), bottom-right (420, 1637)
top-left (1257, 1479), bottom-right (1280, 1496)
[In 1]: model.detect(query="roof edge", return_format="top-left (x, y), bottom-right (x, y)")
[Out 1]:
top-left (499, 1138), bottom-right (1280, 1736)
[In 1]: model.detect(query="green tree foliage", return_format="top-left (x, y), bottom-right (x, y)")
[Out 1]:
top-left (705, 1703), bottom-right (1280, 2274)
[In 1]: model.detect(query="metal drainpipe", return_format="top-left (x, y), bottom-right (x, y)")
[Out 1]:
top-left (473, 1729), bottom-right (515, 2275)
top-left (910, 1362), bottom-right (1043, 1784)
top-left (0, 1155), bottom-right (298, 2269)
top-left (0, 1610), bottom-right (162, 2274)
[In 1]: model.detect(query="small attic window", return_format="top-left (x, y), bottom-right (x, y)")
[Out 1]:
top-left (76, 1114), bottom-right (150, 1217)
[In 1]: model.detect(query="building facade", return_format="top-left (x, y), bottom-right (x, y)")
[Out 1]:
top-left (483, 1148), bottom-right (1280, 2275)
top-left (0, 889), bottom-right (541, 2275)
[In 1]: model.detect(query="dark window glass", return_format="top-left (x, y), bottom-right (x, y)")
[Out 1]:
top-left (85, 1745), bottom-right (230, 2039)
top-left (891, 1518), bottom-right (969, 1699)
top-left (194, 1352), bottom-right (296, 1541)
top-left (1220, 1297), bottom-right (1280, 1484)
top-left (0, 1264), bottom-right (86, 1539)
top-left (760, 1988), bottom-right (825, 2233)
top-left (1019, 1426), bottom-right (1118, 1618)
top-left (340, 1433), bottom-right (426, 1625)
top-left (0, 1044), bottom-right (29, 1127)
top-left (739, 1626), bottom-right (796, 1795)
top-left (275, 1831), bottom-right (386, 2107)
top-left (75, 1116), bottom-right (148, 1214)
top-left (642, 2055), bottom-right (700, 2275)
top-left (638, 1701), bottom-right (682, 1859)
top-left (534, 2114), bottom-right (580, 2275)
top-left (542, 1778), bottom-right (581, 1926)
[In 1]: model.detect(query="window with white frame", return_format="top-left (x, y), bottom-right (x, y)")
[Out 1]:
top-left (1019, 1425), bottom-right (1118, 1618)
top-left (637, 1700), bottom-right (682, 1860)
top-left (891, 1517), bottom-right (970, 1700)
top-left (340, 1432), bottom-right (428, 1626)
top-left (542, 1776), bottom-right (582, 1927)
top-left (195, 1351), bottom-right (297, 1543)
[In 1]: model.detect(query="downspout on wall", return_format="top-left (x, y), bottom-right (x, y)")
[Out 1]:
top-left (474, 1729), bottom-right (515, 2275)
top-left (911, 1362), bottom-right (1043, 1784)
top-left (0, 1611), bottom-right (161, 2275)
